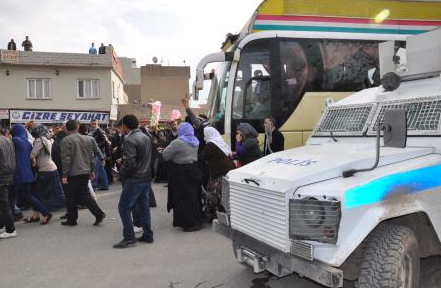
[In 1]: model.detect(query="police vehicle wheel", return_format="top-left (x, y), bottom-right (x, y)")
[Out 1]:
top-left (356, 224), bottom-right (419, 288)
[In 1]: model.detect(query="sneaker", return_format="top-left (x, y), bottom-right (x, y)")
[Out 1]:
top-left (0, 227), bottom-right (5, 234)
top-left (113, 239), bottom-right (136, 249)
top-left (134, 226), bottom-right (143, 234)
top-left (0, 230), bottom-right (17, 239)
top-left (93, 213), bottom-right (106, 226)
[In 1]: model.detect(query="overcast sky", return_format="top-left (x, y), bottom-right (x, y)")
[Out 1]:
top-left (0, 0), bottom-right (262, 74)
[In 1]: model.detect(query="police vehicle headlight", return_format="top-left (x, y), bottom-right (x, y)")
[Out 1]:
top-left (300, 197), bottom-right (325, 227)
top-left (289, 197), bottom-right (341, 244)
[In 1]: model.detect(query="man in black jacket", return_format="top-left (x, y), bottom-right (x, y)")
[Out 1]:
top-left (0, 134), bottom-right (17, 239)
top-left (114, 114), bottom-right (154, 249)
top-left (7, 39), bottom-right (16, 51)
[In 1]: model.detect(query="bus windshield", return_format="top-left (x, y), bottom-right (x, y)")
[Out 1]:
top-left (207, 61), bottom-right (232, 134)
top-left (232, 38), bottom-right (380, 133)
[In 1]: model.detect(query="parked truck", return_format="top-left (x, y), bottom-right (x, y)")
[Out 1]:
top-left (214, 28), bottom-right (441, 288)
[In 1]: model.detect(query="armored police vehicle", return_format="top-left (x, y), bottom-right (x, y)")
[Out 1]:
top-left (214, 28), bottom-right (441, 288)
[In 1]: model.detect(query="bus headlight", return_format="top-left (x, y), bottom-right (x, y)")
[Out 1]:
top-left (289, 197), bottom-right (341, 244)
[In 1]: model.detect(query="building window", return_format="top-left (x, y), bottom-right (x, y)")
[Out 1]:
top-left (27, 79), bottom-right (51, 99)
top-left (78, 79), bottom-right (100, 98)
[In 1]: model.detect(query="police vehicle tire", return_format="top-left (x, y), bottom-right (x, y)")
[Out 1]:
top-left (356, 223), bottom-right (420, 288)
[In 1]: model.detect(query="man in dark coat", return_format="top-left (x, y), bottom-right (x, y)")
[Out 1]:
top-left (98, 43), bottom-right (106, 54)
top-left (52, 123), bottom-right (68, 181)
top-left (7, 39), bottom-right (16, 51)
top-left (0, 134), bottom-right (17, 239)
top-left (114, 114), bottom-right (154, 249)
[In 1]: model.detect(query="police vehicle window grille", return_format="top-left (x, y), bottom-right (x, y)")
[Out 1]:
top-left (372, 99), bottom-right (441, 132)
top-left (315, 105), bottom-right (373, 135)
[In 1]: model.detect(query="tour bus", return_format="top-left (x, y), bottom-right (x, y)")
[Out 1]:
top-left (194, 0), bottom-right (441, 148)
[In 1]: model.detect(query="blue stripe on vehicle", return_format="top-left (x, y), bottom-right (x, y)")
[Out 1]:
top-left (252, 24), bottom-right (427, 35)
top-left (344, 164), bottom-right (441, 209)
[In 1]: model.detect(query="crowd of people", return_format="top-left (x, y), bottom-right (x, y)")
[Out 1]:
top-left (0, 98), bottom-right (285, 249)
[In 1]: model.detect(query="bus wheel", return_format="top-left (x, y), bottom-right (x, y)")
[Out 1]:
top-left (357, 224), bottom-right (420, 288)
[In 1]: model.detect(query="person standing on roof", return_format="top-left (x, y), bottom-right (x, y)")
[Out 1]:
top-left (21, 36), bottom-right (33, 51)
top-left (98, 43), bottom-right (106, 54)
top-left (89, 43), bottom-right (97, 54)
top-left (7, 39), bottom-right (16, 51)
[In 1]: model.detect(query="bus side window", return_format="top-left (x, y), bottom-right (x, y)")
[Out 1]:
top-left (320, 40), bottom-right (380, 91)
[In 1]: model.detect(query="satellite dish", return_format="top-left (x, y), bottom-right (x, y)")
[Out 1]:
top-left (152, 57), bottom-right (158, 64)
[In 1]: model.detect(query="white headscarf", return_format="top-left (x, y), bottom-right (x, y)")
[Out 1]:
top-left (204, 127), bottom-right (231, 156)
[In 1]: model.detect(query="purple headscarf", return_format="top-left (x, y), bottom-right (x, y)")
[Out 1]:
top-left (177, 122), bottom-right (199, 147)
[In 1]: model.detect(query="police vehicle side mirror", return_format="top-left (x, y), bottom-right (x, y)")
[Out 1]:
top-left (383, 109), bottom-right (407, 148)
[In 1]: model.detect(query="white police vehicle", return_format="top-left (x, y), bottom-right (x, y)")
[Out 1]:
top-left (214, 28), bottom-right (441, 288)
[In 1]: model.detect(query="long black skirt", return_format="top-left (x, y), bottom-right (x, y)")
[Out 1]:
top-left (167, 162), bottom-right (202, 228)
top-left (33, 170), bottom-right (65, 211)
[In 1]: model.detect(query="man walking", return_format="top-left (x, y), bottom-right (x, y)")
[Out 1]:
top-left (114, 114), bottom-right (153, 249)
top-left (0, 132), bottom-right (17, 239)
top-left (60, 120), bottom-right (105, 226)
top-left (89, 119), bottom-right (109, 191)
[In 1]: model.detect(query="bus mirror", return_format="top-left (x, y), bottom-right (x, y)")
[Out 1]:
top-left (383, 109), bottom-right (407, 148)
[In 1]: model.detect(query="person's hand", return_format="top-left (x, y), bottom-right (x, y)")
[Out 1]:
top-left (31, 158), bottom-right (36, 167)
top-left (181, 94), bottom-right (190, 109)
top-left (62, 177), bottom-right (68, 185)
top-left (116, 158), bottom-right (122, 165)
top-left (112, 147), bottom-right (118, 154)
top-left (89, 172), bottom-right (95, 181)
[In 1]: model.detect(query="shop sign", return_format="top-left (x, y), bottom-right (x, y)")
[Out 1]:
top-left (0, 110), bottom-right (9, 119)
top-left (9, 110), bottom-right (109, 124)
top-left (0, 50), bottom-right (19, 63)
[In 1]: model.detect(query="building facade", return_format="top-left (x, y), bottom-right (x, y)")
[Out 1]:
top-left (0, 48), bottom-right (125, 127)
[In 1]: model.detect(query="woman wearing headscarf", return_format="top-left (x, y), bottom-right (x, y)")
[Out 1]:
top-left (199, 127), bottom-right (235, 221)
top-left (235, 123), bottom-right (261, 166)
top-left (263, 117), bottom-right (285, 156)
top-left (162, 122), bottom-right (202, 232)
top-left (10, 124), bottom-right (50, 225)
top-left (9, 124), bottom-right (35, 218)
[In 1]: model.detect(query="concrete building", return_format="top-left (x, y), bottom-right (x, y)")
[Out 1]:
top-left (141, 64), bottom-right (190, 107)
top-left (118, 63), bottom-right (190, 123)
top-left (0, 47), bottom-right (125, 127)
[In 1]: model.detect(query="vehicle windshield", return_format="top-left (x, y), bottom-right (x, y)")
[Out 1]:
top-left (232, 38), bottom-right (380, 133)
top-left (207, 61), bottom-right (232, 134)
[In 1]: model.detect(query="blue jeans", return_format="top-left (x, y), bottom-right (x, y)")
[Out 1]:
top-left (93, 156), bottom-right (108, 189)
top-left (118, 182), bottom-right (153, 241)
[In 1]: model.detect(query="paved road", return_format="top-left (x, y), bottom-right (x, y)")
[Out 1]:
top-left (1, 183), bottom-right (440, 288)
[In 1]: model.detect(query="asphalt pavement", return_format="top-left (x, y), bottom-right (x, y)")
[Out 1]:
top-left (1, 183), bottom-right (440, 288)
